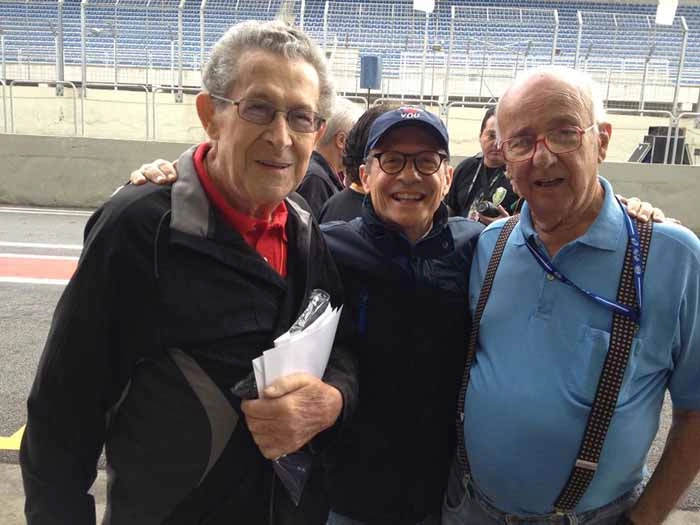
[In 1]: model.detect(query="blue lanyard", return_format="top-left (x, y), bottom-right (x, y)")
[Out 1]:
top-left (524, 199), bottom-right (643, 323)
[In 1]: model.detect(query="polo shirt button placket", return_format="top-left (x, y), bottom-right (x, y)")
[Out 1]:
top-left (546, 273), bottom-right (555, 282)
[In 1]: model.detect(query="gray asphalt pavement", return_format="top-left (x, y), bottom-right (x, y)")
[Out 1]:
top-left (0, 205), bottom-right (698, 524)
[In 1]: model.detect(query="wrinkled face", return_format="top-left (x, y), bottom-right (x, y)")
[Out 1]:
top-left (479, 116), bottom-right (504, 168)
top-left (201, 50), bottom-right (324, 215)
top-left (497, 75), bottom-right (610, 232)
top-left (360, 125), bottom-right (452, 242)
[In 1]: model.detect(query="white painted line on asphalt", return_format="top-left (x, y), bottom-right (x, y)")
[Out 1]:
top-left (0, 206), bottom-right (92, 217)
top-left (0, 241), bottom-right (83, 250)
top-left (0, 253), bottom-right (80, 261)
top-left (0, 277), bottom-right (69, 285)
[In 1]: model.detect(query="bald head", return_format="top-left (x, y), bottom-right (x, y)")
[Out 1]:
top-left (496, 66), bottom-right (606, 140)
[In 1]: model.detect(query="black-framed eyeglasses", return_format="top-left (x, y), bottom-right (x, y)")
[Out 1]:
top-left (210, 94), bottom-right (325, 133)
top-left (371, 150), bottom-right (448, 176)
top-left (499, 124), bottom-right (597, 162)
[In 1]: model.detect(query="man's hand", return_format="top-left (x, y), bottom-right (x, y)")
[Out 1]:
top-left (129, 159), bottom-right (178, 185)
top-left (478, 204), bottom-right (510, 226)
top-left (626, 409), bottom-right (700, 525)
top-left (241, 373), bottom-right (343, 460)
top-left (617, 195), bottom-right (680, 224)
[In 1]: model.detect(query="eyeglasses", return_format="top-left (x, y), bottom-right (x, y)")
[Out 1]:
top-left (371, 150), bottom-right (448, 176)
top-left (499, 124), bottom-right (597, 162)
top-left (210, 95), bottom-right (325, 133)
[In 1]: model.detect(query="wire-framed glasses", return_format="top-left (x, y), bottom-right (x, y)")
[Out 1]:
top-left (210, 95), bottom-right (325, 133)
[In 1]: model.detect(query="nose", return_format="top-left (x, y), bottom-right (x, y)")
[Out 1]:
top-left (263, 112), bottom-right (293, 150)
top-left (396, 158), bottom-right (422, 182)
top-left (531, 139), bottom-right (557, 168)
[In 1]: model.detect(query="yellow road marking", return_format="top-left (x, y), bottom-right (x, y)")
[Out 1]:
top-left (0, 425), bottom-right (25, 450)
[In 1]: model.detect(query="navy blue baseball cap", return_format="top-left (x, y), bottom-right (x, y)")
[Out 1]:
top-left (364, 106), bottom-right (450, 158)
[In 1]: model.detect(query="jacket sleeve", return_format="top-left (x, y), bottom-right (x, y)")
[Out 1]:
top-left (445, 157), bottom-right (477, 216)
top-left (308, 222), bottom-right (359, 446)
top-left (297, 174), bottom-right (333, 220)
top-left (20, 203), bottom-right (152, 525)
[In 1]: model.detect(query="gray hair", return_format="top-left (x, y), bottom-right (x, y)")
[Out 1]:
top-left (202, 20), bottom-right (335, 117)
top-left (319, 98), bottom-right (364, 146)
top-left (495, 65), bottom-right (607, 138)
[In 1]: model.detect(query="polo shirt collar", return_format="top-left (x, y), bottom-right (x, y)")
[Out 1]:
top-left (513, 176), bottom-right (624, 252)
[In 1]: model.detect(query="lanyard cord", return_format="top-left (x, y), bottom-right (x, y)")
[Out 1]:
top-left (525, 198), bottom-right (643, 322)
top-left (464, 159), bottom-right (506, 209)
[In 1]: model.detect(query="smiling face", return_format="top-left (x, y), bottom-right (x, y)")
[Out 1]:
top-left (197, 49), bottom-right (325, 219)
top-left (360, 124), bottom-right (452, 242)
top-left (497, 74), bottom-right (611, 234)
top-left (480, 115), bottom-right (504, 168)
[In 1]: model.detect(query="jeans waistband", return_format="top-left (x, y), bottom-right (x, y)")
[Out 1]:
top-left (463, 475), bottom-right (641, 525)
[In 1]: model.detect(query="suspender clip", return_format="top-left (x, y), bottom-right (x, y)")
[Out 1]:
top-left (575, 459), bottom-right (598, 471)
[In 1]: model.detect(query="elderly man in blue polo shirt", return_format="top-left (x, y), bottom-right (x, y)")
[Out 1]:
top-left (444, 65), bottom-right (700, 525)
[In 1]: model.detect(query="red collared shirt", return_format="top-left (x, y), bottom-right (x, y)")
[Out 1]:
top-left (193, 143), bottom-right (288, 277)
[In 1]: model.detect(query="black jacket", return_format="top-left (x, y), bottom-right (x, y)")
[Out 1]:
top-left (297, 151), bottom-right (344, 219)
top-left (20, 146), bottom-right (358, 525)
top-left (318, 188), bottom-right (365, 224)
top-left (445, 153), bottom-right (518, 217)
top-left (320, 199), bottom-right (482, 524)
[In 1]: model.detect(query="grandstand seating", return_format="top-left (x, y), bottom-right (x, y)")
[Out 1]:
top-left (0, 0), bottom-right (698, 88)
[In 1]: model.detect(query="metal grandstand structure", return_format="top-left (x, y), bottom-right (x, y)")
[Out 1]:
top-left (0, 0), bottom-right (698, 161)
top-left (321, 1), bottom-right (433, 96)
top-left (0, 0), bottom-right (61, 82)
top-left (199, 0), bottom-right (302, 72)
top-left (445, 5), bottom-right (559, 103)
top-left (79, 0), bottom-right (182, 88)
top-left (575, 10), bottom-right (689, 111)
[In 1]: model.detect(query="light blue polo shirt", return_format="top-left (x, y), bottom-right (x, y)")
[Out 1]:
top-left (464, 176), bottom-right (700, 515)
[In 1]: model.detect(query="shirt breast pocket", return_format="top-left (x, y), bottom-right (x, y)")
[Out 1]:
top-left (566, 325), bottom-right (644, 407)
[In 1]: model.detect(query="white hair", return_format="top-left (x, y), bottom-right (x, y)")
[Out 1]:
top-left (202, 20), bottom-right (335, 118)
top-left (319, 98), bottom-right (364, 146)
top-left (495, 65), bottom-right (607, 139)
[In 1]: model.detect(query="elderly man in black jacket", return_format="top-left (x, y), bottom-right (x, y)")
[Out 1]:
top-left (20, 21), bottom-right (357, 525)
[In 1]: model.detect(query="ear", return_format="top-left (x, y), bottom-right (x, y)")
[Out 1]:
top-left (359, 163), bottom-right (371, 193)
top-left (335, 131), bottom-right (347, 151)
top-left (196, 93), bottom-right (220, 140)
top-left (442, 165), bottom-right (454, 197)
top-left (313, 121), bottom-right (327, 148)
top-left (596, 122), bottom-right (612, 163)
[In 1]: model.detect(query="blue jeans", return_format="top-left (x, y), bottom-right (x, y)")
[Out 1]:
top-left (442, 458), bottom-right (642, 525)
top-left (327, 510), bottom-right (441, 525)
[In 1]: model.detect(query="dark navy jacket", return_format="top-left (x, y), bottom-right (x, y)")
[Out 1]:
top-left (320, 198), bottom-right (482, 523)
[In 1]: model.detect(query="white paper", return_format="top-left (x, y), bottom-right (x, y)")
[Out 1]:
top-left (254, 304), bottom-right (343, 397)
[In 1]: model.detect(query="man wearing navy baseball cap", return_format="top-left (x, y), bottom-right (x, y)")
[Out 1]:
top-left (364, 105), bottom-right (450, 158)
top-left (320, 106), bottom-right (482, 524)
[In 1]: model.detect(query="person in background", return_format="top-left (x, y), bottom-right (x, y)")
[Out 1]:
top-left (297, 97), bottom-right (363, 218)
top-left (318, 104), bottom-right (394, 223)
top-left (21, 20), bottom-right (357, 525)
top-left (445, 107), bottom-right (518, 225)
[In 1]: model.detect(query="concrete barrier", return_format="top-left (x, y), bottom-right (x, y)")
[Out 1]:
top-left (0, 134), bottom-right (189, 209)
top-left (0, 134), bottom-right (699, 233)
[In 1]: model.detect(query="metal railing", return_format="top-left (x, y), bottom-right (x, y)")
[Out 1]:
top-left (9, 79), bottom-right (79, 135)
